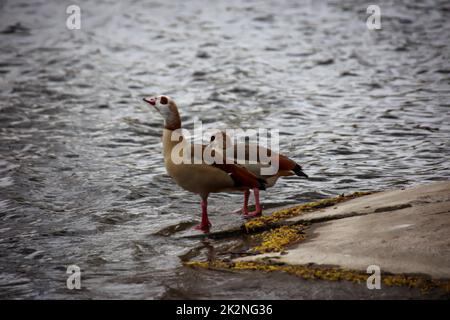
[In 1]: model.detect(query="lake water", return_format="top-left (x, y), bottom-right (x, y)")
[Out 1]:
top-left (0, 0), bottom-right (449, 299)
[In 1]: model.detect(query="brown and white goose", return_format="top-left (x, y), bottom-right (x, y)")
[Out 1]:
top-left (143, 95), bottom-right (266, 233)
top-left (210, 131), bottom-right (308, 217)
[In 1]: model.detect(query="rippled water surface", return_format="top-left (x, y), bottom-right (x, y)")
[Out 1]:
top-left (1, 0), bottom-right (450, 299)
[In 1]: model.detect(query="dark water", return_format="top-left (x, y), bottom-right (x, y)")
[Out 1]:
top-left (0, 0), bottom-right (449, 299)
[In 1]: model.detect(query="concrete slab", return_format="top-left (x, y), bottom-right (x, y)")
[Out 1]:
top-left (238, 181), bottom-right (450, 279)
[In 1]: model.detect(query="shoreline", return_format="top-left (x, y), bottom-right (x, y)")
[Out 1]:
top-left (185, 181), bottom-right (450, 295)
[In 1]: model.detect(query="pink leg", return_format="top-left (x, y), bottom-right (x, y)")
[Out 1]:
top-left (242, 189), bottom-right (250, 215)
top-left (245, 188), bottom-right (262, 217)
top-left (232, 189), bottom-right (250, 215)
top-left (194, 196), bottom-right (211, 233)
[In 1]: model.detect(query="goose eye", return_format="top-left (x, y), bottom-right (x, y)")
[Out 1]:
top-left (160, 96), bottom-right (168, 105)
top-left (210, 135), bottom-right (215, 142)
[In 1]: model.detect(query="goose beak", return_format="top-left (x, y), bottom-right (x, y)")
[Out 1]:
top-left (143, 97), bottom-right (156, 106)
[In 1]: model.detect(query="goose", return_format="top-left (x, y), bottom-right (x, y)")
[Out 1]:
top-left (143, 95), bottom-right (266, 233)
top-left (210, 131), bottom-right (308, 217)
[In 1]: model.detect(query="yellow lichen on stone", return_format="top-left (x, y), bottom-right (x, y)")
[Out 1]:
top-left (185, 260), bottom-right (450, 293)
top-left (184, 260), bottom-right (229, 269)
top-left (184, 261), bottom-right (210, 269)
top-left (244, 191), bottom-right (373, 232)
top-left (251, 225), bottom-right (305, 253)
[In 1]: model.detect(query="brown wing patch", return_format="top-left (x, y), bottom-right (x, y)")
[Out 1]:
top-left (278, 154), bottom-right (298, 171)
top-left (212, 163), bottom-right (266, 190)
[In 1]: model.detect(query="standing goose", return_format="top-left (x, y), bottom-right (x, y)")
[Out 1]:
top-left (210, 131), bottom-right (308, 217)
top-left (143, 95), bottom-right (266, 233)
